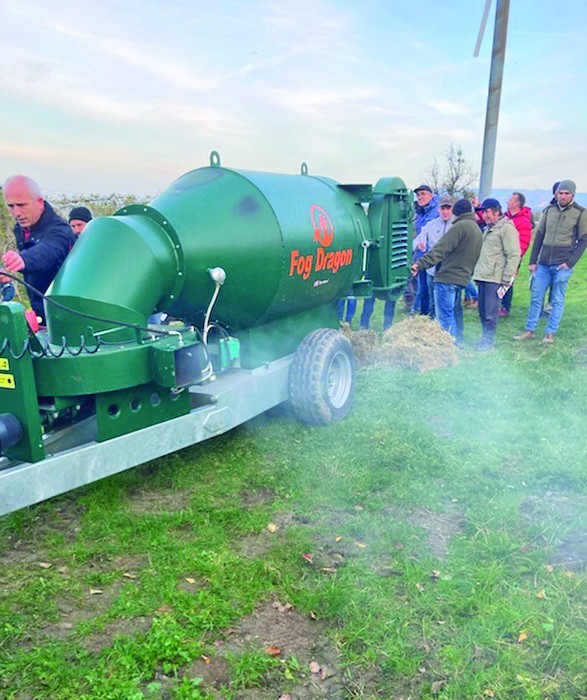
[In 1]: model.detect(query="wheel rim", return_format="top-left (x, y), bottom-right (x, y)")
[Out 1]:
top-left (327, 350), bottom-right (353, 408)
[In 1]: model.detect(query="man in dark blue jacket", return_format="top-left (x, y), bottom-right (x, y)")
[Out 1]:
top-left (1, 175), bottom-right (76, 324)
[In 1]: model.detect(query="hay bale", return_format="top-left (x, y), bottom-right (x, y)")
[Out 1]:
top-left (378, 316), bottom-right (458, 372)
top-left (342, 326), bottom-right (379, 365)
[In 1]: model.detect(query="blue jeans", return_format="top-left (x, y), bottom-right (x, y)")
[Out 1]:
top-left (433, 283), bottom-right (464, 340)
top-left (360, 297), bottom-right (396, 331)
top-left (526, 264), bottom-right (573, 334)
top-left (337, 298), bottom-right (357, 323)
top-left (427, 275), bottom-right (435, 318)
top-left (413, 269), bottom-right (429, 315)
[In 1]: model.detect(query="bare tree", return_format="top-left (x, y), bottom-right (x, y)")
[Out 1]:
top-left (422, 143), bottom-right (478, 198)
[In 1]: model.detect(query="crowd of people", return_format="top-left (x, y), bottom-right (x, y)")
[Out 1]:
top-left (1, 174), bottom-right (585, 347)
top-left (340, 179), bottom-right (586, 349)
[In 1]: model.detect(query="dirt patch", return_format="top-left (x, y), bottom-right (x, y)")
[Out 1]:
top-left (82, 616), bottom-right (152, 653)
top-left (234, 512), bottom-right (298, 559)
top-left (549, 531), bottom-right (587, 572)
top-left (381, 502), bottom-right (466, 560)
top-left (125, 487), bottom-right (193, 515)
top-left (406, 505), bottom-right (466, 559)
top-left (184, 602), bottom-right (352, 699)
top-left (520, 491), bottom-right (587, 572)
top-left (241, 488), bottom-right (276, 508)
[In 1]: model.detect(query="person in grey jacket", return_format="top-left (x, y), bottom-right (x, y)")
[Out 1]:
top-left (473, 198), bottom-right (521, 350)
top-left (413, 194), bottom-right (455, 319)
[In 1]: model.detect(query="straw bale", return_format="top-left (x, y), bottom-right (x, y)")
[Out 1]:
top-left (378, 316), bottom-right (458, 372)
top-left (342, 326), bottom-right (379, 365)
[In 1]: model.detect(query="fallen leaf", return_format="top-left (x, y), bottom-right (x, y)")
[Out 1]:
top-left (213, 639), bottom-right (224, 648)
top-left (320, 665), bottom-right (334, 679)
top-left (266, 522), bottom-right (279, 533)
top-left (415, 582), bottom-right (425, 592)
top-left (301, 552), bottom-right (313, 564)
top-left (38, 562), bottom-right (52, 569)
top-left (266, 645), bottom-right (281, 656)
top-left (58, 566), bottom-right (68, 574)
top-left (517, 631), bottom-right (528, 643)
top-left (536, 589), bottom-right (547, 600)
top-left (321, 566), bottom-right (337, 573)
top-left (89, 588), bottom-right (103, 595)
top-left (201, 655), bottom-right (211, 664)
top-left (273, 601), bottom-right (294, 612)
top-left (545, 564), bottom-right (554, 574)
top-left (483, 690), bottom-right (495, 697)
top-left (185, 577), bottom-right (197, 585)
top-left (430, 570), bottom-right (441, 579)
top-left (309, 661), bottom-right (321, 674)
top-left (278, 695), bottom-right (292, 700)
top-left (335, 536), bottom-right (343, 542)
top-left (309, 610), bottom-right (317, 620)
top-left (354, 541), bottom-right (367, 549)
top-left (155, 604), bottom-right (173, 616)
top-left (431, 679), bottom-right (447, 693)
top-left (123, 572), bottom-right (137, 579)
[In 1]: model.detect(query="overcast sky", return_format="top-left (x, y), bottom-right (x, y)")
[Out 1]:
top-left (1, 0), bottom-right (585, 197)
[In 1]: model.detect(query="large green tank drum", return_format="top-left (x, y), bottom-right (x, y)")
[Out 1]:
top-left (47, 154), bottom-right (373, 344)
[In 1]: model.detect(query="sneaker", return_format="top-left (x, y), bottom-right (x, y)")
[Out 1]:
top-left (541, 333), bottom-right (555, 345)
top-left (514, 330), bottom-right (536, 341)
top-left (499, 308), bottom-right (509, 317)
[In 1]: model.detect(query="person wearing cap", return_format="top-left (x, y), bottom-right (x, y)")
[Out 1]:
top-left (68, 206), bottom-right (93, 236)
top-left (413, 194), bottom-right (455, 319)
top-left (1, 175), bottom-right (76, 324)
top-left (500, 192), bottom-right (534, 316)
top-left (472, 198), bottom-right (520, 350)
top-left (411, 198), bottom-right (482, 341)
top-left (515, 180), bottom-right (587, 345)
top-left (411, 184), bottom-right (441, 316)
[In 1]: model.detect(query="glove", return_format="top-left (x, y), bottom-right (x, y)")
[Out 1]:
top-left (2, 250), bottom-right (25, 272)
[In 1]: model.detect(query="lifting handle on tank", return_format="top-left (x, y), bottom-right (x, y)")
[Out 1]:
top-left (210, 150), bottom-right (221, 167)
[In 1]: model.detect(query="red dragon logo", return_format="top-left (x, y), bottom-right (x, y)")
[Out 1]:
top-left (310, 205), bottom-right (334, 247)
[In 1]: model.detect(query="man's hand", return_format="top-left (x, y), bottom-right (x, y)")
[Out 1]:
top-left (0, 274), bottom-right (10, 284)
top-left (2, 250), bottom-right (25, 273)
top-left (557, 263), bottom-right (570, 270)
top-left (528, 263), bottom-right (537, 273)
top-left (411, 263), bottom-right (420, 277)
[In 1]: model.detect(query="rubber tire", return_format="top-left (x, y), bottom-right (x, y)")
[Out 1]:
top-left (289, 328), bottom-right (356, 426)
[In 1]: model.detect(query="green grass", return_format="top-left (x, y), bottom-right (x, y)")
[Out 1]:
top-left (1, 260), bottom-right (587, 699)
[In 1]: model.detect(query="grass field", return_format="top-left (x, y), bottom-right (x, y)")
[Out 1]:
top-left (1, 260), bottom-right (586, 699)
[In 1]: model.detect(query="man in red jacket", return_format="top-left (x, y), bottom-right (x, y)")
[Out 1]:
top-left (500, 191), bottom-right (533, 316)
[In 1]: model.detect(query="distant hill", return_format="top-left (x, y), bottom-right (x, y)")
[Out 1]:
top-left (491, 188), bottom-right (587, 212)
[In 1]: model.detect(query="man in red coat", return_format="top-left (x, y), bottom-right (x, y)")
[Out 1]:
top-left (500, 191), bottom-right (533, 316)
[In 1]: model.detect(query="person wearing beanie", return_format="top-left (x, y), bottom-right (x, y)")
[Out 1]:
top-left (410, 184), bottom-right (441, 317)
top-left (473, 198), bottom-right (521, 350)
top-left (412, 194), bottom-right (455, 320)
top-left (411, 198), bottom-right (482, 342)
top-left (515, 179), bottom-right (587, 345)
top-left (68, 206), bottom-right (93, 236)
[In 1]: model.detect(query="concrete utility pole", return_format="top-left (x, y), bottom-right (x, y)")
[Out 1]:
top-left (476, 0), bottom-right (510, 201)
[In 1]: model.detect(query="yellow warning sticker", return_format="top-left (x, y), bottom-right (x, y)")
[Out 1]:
top-left (0, 374), bottom-right (15, 389)
top-left (0, 358), bottom-right (9, 371)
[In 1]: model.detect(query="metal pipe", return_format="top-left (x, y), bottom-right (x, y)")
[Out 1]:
top-left (478, 0), bottom-right (510, 201)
